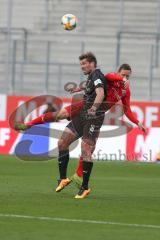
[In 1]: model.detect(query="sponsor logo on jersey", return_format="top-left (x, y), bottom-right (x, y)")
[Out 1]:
top-left (89, 124), bottom-right (95, 134)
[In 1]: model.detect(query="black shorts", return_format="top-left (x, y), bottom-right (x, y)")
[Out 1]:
top-left (66, 112), bottom-right (104, 143)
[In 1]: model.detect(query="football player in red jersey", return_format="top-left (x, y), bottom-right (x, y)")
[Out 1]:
top-left (70, 63), bottom-right (146, 186)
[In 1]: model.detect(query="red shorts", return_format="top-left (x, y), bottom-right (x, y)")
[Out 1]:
top-left (64, 96), bottom-right (116, 120)
top-left (64, 100), bottom-right (84, 119)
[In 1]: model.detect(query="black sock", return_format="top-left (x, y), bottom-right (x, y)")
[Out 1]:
top-left (82, 161), bottom-right (93, 189)
top-left (58, 150), bottom-right (69, 179)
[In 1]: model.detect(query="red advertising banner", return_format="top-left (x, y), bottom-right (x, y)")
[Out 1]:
top-left (130, 101), bottom-right (160, 127)
top-left (0, 94), bottom-right (159, 161)
top-left (0, 95), bottom-right (30, 154)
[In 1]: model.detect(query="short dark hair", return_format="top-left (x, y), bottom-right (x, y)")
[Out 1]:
top-left (118, 63), bottom-right (132, 72)
top-left (79, 52), bottom-right (97, 67)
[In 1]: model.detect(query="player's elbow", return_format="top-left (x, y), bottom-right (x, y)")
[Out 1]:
top-left (96, 87), bottom-right (104, 98)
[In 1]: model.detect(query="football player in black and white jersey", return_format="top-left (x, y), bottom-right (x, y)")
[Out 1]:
top-left (56, 52), bottom-right (107, 198)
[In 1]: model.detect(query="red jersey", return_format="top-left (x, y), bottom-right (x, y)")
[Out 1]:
top-left (65, 72), bottom-right (139, 125)
top-left (105, 73), bottom-right (139, 125)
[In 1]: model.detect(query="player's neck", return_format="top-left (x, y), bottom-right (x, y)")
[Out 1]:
top-left (88, 67), bottom-right (96, 76)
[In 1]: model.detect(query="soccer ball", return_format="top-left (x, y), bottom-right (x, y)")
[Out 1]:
top-left (61, 14), bottom-right (77, 30)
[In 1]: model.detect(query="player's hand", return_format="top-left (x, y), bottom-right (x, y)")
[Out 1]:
top-left (87, 106), bottom-right (97, 116)
top-left (138, 122), bottom-right (147, 133)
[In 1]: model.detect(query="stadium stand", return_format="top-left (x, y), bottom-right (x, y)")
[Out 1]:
top-left (0, 0), bottom-right (159, 100)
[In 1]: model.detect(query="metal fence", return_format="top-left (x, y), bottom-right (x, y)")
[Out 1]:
top-left (0, 0), bottom-right (160, 100)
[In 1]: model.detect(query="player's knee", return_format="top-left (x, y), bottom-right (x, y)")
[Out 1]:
top-left (91, 146), bottom-right (96, 154)
top-left (58, 138), bottom-right (68, 150)
top-left (81, 140), bottom-right (94, 160)
top-left (57, 109), bottom-right (68, 120)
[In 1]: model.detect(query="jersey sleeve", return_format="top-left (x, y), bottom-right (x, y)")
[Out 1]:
top-left (92, 70), bottom-right (104, 89)
top-left (121, 87), bottom-right (139, 125)
top-left (105, 72), bottom-right (123, 82)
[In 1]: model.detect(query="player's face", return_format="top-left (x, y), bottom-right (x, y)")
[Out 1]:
top-left (80, 59), bottom-right (95, 75)
top-left (118, 69), bottom-right (131, 80)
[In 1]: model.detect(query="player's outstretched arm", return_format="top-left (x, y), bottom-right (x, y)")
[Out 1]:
top-left (123, 105), bottom-right (146, 133)
top-left (122, 89), bottom-right (146, 133)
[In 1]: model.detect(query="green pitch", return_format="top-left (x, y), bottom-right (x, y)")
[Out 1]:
top-left (0, 155), bottom-right (160, 240)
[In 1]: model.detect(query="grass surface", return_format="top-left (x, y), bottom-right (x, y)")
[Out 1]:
top-left (0, 155), bottom-right (160, 239)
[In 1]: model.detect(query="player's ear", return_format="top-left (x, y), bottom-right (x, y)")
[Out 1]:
top-left (91, 61), bottom-right (96, 68)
